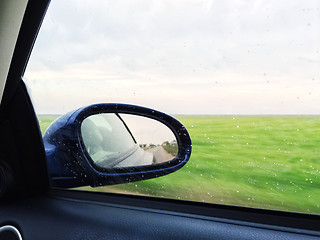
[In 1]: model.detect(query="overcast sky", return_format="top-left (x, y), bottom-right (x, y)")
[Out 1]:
top-left (24, 0), bottom-right (320, 115)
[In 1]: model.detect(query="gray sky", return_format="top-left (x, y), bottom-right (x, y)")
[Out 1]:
top-left (24, 0), bottom-right (320, 115)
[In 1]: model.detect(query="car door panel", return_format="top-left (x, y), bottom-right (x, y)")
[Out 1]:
top-left (1, 192), bottom-right (319, 240)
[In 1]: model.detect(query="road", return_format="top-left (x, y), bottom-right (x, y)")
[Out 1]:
top-left (147, 146), bottom-right (175, 164)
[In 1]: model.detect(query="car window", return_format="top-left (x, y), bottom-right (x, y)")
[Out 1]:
top-left (24, 0), bottom-right (320, 215)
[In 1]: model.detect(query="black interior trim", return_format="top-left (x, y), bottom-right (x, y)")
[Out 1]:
top-left (0, 0), bottom-right (50, 201)
top-left (1, 195), bottom-right (319, 240)
top-left (49, 189), bottom-right (320, 233)
top-left (0, 81), bottom-right (49, 201)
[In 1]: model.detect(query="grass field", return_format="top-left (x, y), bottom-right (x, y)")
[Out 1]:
top-left (38, 115), bottom-right (61, 134)
top-left (39, 115), bottom-right (320, 214)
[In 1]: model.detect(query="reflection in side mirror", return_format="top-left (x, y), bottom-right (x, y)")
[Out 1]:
top-left (43, 103), bottom-right (191, 188)
top-left (81, 113), bottom-right (178, 168)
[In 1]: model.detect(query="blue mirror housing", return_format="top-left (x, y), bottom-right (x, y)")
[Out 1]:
top-left (43, 104), bottom-right (192, 188)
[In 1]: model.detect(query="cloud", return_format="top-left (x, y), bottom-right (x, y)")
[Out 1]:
top-left (25, 0), bottom-right (320, 114)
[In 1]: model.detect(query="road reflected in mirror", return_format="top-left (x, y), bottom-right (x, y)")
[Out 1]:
top-left (120, 114), bottom-right (178, 163)
top-left (81, 113), bottom-right (177, 169)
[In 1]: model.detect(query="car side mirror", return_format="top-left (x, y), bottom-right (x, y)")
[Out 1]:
top-left (43, 104), bottom-right (192, 188)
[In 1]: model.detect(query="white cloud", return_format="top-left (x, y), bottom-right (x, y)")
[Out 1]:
top-left (25, 0), bottom-right (320, 114)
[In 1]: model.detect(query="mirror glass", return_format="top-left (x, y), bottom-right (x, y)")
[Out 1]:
top-left (81, 113), bottom-right (178, 168)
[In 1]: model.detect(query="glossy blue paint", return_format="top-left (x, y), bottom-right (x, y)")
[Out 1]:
top-left (43, 103), bottom-right (192, 188)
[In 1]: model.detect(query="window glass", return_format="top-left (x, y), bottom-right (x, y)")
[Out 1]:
top-left (25, 0), bottom-right (320, 214)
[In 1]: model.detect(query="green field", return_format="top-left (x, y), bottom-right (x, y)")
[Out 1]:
top-left (38, 115), bottom-right (61, 134)
top-left (39, 115), bottom-right (320, 214)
